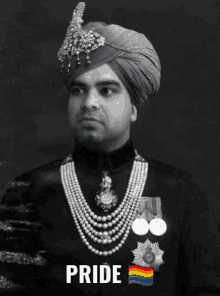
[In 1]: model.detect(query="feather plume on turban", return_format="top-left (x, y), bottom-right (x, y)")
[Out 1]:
top-left (59, 19), bottom-right (161, 108)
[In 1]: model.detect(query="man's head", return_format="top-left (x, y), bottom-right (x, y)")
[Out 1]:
top-left (68, 63), bottom-right (137, 152)
top-left (58, 2), bottom-right (161, 151)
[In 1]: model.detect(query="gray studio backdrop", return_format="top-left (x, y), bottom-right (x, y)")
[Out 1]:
top-left (0, 0), bottom-right (220, 226)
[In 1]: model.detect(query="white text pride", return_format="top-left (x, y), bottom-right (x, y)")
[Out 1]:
top-left (66, 265), bottom-right (121, 283)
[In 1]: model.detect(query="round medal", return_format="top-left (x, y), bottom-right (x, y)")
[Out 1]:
top-left (132, 218), bottom-right (149, 235)
top-left (100, 192), bottom-right (114, 205)
top-left (149, 218), bottom-right (167, 236)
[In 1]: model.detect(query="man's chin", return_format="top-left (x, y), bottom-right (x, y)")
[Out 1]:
top-left (75, 131), bottom-right (103, 146)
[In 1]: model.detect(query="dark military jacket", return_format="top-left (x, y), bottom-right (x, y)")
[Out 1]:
top-left (1, 140), bottom-right (220, 296)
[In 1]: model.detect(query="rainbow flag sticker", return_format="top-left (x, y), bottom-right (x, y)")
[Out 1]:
top-left (128, 265), bottom-right (154, 286)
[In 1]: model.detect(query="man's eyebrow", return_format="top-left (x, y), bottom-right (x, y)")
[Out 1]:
top-left (70, 80), bottom-right (122, 88)
top-left (69, 81), bottom-right (86, 87)
top-left (95, 80), bottom-right (121, 88)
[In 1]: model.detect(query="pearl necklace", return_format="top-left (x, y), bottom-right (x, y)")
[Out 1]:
top-left (61, 151), bottom-right (148, 256)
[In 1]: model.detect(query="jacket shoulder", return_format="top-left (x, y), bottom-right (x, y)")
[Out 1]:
top-left (142, 155), bottom-right (196, 191)
top-left (143, 155), bottom-right (191, 177)
top-left (15, 157), bottom-right (66, 186)
top-left (1, 158), bottom-right (64, 204)
top-left (2, 158), bottom-right (66, 203)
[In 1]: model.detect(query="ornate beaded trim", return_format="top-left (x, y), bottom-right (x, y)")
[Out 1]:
top-left (0, 251), bottom-right (46, 265)
top-left (0, 275), bottom-right (22, 289)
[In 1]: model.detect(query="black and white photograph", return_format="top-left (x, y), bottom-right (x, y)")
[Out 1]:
top-left (0, 0), bottom-right (220, 295)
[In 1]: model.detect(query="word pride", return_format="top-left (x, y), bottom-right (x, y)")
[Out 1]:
top-left (66, 265), bottom-right (121, 284)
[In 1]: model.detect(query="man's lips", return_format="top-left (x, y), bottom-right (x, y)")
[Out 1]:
top-left (79, 117), bottom-right (101, 123)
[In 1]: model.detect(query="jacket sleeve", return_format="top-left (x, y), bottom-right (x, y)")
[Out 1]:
top-left (0, 178), bottom-right (47, 292)
top-left (180, 174), bottom-right (220, 296)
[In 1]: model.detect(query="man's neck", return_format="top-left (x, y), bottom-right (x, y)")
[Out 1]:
top-left (75, 137), bottom-right (131, 154)
top-left (72, 137), bottom-right (135, 173)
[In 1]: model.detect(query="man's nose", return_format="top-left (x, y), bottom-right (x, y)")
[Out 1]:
top-left (81, 90), bottom-right (99, 110)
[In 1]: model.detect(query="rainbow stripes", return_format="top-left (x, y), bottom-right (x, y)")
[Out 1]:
top-left (128, 265), bottom-right (154, 286)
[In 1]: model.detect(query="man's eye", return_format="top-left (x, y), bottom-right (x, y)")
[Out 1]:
top-left (71, 88), bottom-right (84, 94)
top-left (101, 88), bottom-right (114, 95)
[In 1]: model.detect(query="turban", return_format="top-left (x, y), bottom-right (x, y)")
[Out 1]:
top-left (58, 3), bottom-right (161, 107)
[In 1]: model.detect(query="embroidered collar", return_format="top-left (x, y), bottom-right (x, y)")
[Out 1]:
top-left (72, 139), bottom-right (136, 173)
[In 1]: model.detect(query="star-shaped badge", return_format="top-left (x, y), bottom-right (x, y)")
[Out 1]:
top-left (132, 239), bottom-right (164, 271)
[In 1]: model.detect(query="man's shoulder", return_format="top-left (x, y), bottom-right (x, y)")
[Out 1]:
top-left (141, 154), bottom-right (189, 175)
top-left (141, 155), bottom-right (194, 189)
top-left (13, 157), bottom-right (66, 187)
top-left (1, 157), bottom-right (68, 204)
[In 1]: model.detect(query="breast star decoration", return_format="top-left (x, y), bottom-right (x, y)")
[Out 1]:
top-left (132, 239), bottom-right (164, 272)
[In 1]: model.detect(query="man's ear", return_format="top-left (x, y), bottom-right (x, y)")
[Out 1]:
top-left (131, 105), bottom-right (138, 122)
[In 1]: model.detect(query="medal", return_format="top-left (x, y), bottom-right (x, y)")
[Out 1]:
top-left (149, 218), bottom-right (167, 236)
top-left (95, 171), bottom-right (118, 212)
top-left (132, 239), bottom-right (164, 271)
top-left (133, 196), bottom-right (167, 236)
top-left (132, 197), bottom-right (149, 235)
top-left (132, 218), bottom-right (149, 235)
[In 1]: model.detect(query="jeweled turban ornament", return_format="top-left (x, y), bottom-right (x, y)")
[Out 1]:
top-left (57, 2), bottom-right (105, 75)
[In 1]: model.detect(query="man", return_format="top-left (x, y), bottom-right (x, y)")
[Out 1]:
top-left (0, 2), bottom-right (220, 295)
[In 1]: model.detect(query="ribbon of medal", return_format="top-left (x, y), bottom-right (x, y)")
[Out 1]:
top-left (132, 196), bottom-right (167, 236)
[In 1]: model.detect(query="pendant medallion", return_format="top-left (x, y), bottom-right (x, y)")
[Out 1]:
top-left (95, 171), bottom-right (118, 212)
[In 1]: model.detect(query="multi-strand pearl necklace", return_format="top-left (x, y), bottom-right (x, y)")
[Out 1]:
top-left (61, 152), bottom-right (148, 256)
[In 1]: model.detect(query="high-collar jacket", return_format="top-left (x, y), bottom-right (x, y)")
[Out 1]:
top-left (0, 140), bottom-right (220, 296)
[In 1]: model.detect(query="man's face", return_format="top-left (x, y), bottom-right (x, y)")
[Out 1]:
top-left (68, 64), bottom-right (137, 151)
